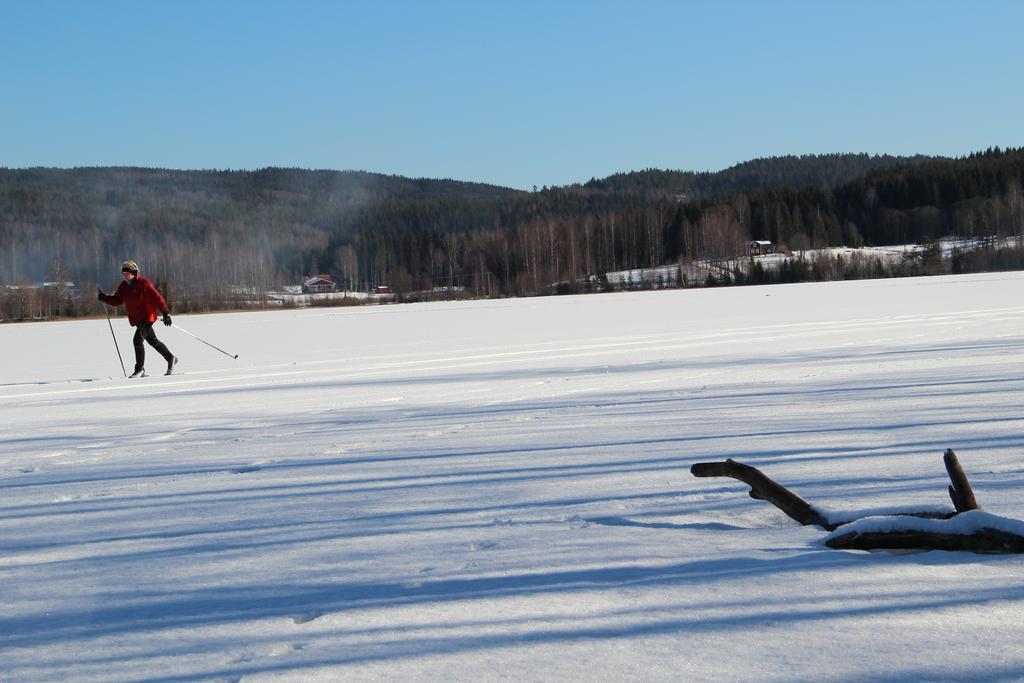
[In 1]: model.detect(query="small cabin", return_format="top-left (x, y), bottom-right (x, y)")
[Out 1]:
top-left (302, 274), bottom-right (337, 293)
top-left (746, 240), bottom-right (775, 256)
top-left (373, 285), bottom-right (391, 295)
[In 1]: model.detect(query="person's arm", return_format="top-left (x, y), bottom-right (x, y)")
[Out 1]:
top-left (142, 279), bottom-right (172, 325)
top-left (140, 278), bottom-right (169, 315)
top-left (100, 282), bottom-right (127, 306)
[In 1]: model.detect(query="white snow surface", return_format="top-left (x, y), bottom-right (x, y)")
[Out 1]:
top-left (3, 273), bottom-right (1024, 681)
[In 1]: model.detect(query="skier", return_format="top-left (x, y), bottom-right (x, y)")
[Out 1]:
top-left (98, 260), bottom-right (178, 378)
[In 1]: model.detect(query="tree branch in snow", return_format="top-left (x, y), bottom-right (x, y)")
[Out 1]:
top-left (692, 454), bottom-right (1024, 554)
top-left (690, 458), bottom-right (832, 530)
top-left (944, 448), bottom-right (979, 513)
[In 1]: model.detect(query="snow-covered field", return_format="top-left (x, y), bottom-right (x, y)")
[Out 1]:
top-left (3, 273), bottom-right (1024, 682)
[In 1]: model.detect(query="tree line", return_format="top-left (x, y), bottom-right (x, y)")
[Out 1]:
top-left (1, 149), bottom-right (1023, 320)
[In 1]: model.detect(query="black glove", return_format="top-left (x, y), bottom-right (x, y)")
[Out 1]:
top-left (97, 288), bottom-right (106, 302)
top-left (163, 313), bottom-right (172, 326)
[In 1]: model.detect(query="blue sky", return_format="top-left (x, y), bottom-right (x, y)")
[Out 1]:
top-left (2, 0), bottom-right (1022, 189)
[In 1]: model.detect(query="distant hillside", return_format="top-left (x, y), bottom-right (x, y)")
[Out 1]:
top-left (585, 153), bottom-right (939, 200)
top-left (2, 149), bottom-right (1023, 321)
top-left (0, 166), bottom-right (525, 290)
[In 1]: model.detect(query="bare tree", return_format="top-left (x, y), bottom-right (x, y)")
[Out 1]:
top-left (1007, 178), bottom-right (1024, 240)
top-left (332, 244), bottom-right (359, 291)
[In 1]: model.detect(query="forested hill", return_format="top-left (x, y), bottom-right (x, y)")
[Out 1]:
top-left (2, 154), bottom-right (926, 288)
top-left (3, 153), bottom-right (928, 213)
top-left (585, 153), bottom-right (938, 199)
top-left (2, 149), bottom-right (1023, 316)
top-left (1, 166), bottom-right (524, 208)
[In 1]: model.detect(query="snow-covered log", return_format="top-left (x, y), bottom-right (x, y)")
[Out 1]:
top-left (825, 511), bottom-right (1024, 553)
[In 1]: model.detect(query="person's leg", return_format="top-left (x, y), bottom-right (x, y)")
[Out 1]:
top-left (141, 323), bottom-right (176, 373)
top-left (132, 324), bottom-right (148, 374)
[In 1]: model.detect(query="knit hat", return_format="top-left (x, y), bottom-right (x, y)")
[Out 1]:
top-left (121, 260), bottom-right (139, 274)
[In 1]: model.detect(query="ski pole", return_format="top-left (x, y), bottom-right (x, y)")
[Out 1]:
top-left (104, 305), bottom-right (127, 377)
top-left (171, 323), bottom-right (239, 359)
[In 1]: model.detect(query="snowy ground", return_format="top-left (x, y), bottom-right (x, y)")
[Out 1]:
top-left (605, 238), bottom-right (1024, 289)
top-left (3, 273), bottom-right (1024, 682)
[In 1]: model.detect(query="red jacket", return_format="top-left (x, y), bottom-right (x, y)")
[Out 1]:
top-left (102, 275), bottom-right (169, 326)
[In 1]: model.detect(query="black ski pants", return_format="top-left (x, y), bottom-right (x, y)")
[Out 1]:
top-left (133, 321), bottom-right (173, 371)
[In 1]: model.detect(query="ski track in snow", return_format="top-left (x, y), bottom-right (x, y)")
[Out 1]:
top-left (2, 274), bottom-right (1024, 681)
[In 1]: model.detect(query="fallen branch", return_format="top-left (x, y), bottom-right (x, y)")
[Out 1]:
top-left (690, 458), bottom-right (831, 530)
top-left (690, 453), bottom-right (1024, 554)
